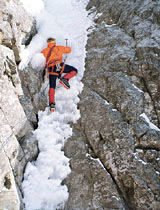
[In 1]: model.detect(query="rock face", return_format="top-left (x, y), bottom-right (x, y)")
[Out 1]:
top-left (0, 0), bottom-right (160, 209)
top-left (0, 1), bottom-right (39, 209)
top-left (19, 64), bottom-right (48, 127)
top-left (64, 0), bottom-right (160, 209)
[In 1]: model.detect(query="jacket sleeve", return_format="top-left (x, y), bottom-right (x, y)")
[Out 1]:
top-left (64, 46), bottom-right (71, 54)
top-left (41, 49), bottom-right (47, 58)
top-left (59, 46), bottom-right (71, 54)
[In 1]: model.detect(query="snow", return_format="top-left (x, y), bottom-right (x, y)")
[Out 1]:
top-left (140, 113), bottom-right (160, 132)
top-left (105, 24), bottom-right (117, 27)
top-left (104, 100), bottom-right (109, 105)
top-left (86, 153), bottom-right (106, 170)
top-left (112, 195), bottom-right (120, 201)
top-left (112, 109), bottom-right (117, 112)
top-left (20, 0), bottom-right (44, 17)
top-left (133, 152), bottom-right (147, 165)
top-left (20, 0), bottom-right (92, 209)
top-left (132, 84), bottom-right (143, 93)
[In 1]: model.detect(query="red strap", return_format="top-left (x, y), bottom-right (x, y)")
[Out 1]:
top-left (45, 45), bottom-right (55, 68)
top-left (47, 59), bottom-right (60, 67)
top-left (47, 65), bottom-right (60, 76)
top-left (48, 72), bottom-right (59, 76)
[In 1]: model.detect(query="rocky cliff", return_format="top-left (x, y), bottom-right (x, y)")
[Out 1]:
top-left (0, 0), bottom-right (160, 210)
top-left (0, 0), bottom-right (39, 209)
top-left (64, 0), bottom-right (160, 209)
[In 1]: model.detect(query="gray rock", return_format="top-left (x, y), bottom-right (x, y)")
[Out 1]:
top-left (64, 126), bottom-right (126, 210)
top-left (19, 64), bottom-right (48, 125)
top-left (64, 0), bottom-right (160, 209)
top-left (0, 0), bottom-right (36, 62)
top-left (0, 0), bottom-right (38, 209)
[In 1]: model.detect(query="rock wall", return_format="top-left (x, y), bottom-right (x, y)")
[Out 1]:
top-left (0, 0), bottom-right (160, 209)
top-left (0, 1), bottom-right (39, 209)
top-left (64, 0), bottom-right (160, 209)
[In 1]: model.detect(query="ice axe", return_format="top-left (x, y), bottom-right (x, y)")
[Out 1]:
top-left (63, 38), bottom-right (68, 67)
top-left (64, 38), bottom-right (68, 61)
top-left (58, 39), bottom-right (69, 79)
top-left (65, 38), bottom-right (68, 46)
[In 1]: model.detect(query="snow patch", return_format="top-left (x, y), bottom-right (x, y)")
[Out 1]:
top-left (140, 113), bottom-right (160, 132)
top-left (31, 53), bottom-right (46, 69)
top-left (112, 109), bottom-right (117, 112)
top-left (86, 154), bottom-right (106, 170)
top-left (20, 0), bottom-right (44, 17)
top-left (105, 24), bottom-right (117, 28)
top-left (104, 100), bottom-right (109, 105)
top-left (133, 152), bottom-right (147, 165)
top-left (132, 84), bottom-right (143, 93)
top-left (112, 195), bottom-right (120, 201)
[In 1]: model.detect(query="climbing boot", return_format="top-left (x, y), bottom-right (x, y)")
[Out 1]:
top-left (50, 103), bottom-right (55, 112)
top-left (59, 77), bottom-right (70, 89)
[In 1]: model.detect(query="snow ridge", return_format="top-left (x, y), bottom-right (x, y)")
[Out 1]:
top-left (23, 83), bottom-right (81, 209)
top-left (20, 0), bottom-right (91, 209)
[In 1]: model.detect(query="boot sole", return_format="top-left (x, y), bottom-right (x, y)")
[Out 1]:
top-left (59, 80), bottom-right (70, 89)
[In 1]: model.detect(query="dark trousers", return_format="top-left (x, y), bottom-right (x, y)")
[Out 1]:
top-left (49, 63), bottom-right (77, 89)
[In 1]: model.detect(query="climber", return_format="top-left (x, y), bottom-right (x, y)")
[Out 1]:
top-left (41, 37), bottom-right (77, 112)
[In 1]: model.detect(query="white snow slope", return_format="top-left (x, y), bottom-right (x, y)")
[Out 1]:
top-left (20, 0), bottom-right (91, 209)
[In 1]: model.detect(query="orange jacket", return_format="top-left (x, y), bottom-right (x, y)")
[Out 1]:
top-left (41, 43), bottom-right (71, 67)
